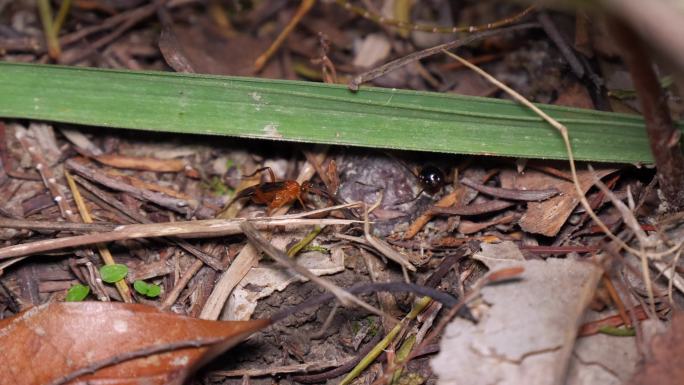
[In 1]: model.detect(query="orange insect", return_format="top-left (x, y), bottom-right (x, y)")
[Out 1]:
top-left (226, 167), bottom-right (315, 216)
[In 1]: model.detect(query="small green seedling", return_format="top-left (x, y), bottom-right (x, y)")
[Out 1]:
top-left (598, 325), bottom-right (636, 337)
top-left (65, 284), bottom-right (90, 302)
top-left (202, 175), bottom-right (233, 196)
top-left (99, 264), bottom-right (128, 283)
top-left (134, 280), bottom-right (162, 298)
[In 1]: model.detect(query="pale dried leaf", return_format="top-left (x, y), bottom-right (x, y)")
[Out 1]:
top-left (224, 243), bottom-right (345, 321)
top-left (432, 257), bottom-right (602, 385)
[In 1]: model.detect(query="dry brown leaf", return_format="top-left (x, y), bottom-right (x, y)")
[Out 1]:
top-left (165, 24), bottom-right (279, 77)
top-left (629, 311), bottom-right (684, 385)
top-left (554, 82), bottom-right (594, 110)
top-left (105, 168), bottom-right (194, 200)
top-left (94, 154), bottom-right (187, 172)
top-left (514, 168), bottom-right (615, 236)
top-left (0, 302), bottom-right (269, 385)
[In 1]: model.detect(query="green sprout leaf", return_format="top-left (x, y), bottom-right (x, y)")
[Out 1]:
top-left (134, 280), bottom-right (161, 298)
top-left (146, 283), bottom-right (161, 298)
top-left (65, 284), bottom-right (90, 302)
top-left (133, 280), bottom-right (148, 294)
top-left (598, 325), bottom-right (636, 337)
top-left (202, 175), bottom-right (231, 196)
top-left (99, 264), bottom-right (128, 283)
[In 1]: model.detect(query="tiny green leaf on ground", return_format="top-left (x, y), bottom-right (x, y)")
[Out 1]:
top-left (65, 284), bottom-right (90, 302)
top-left (134, 280), bottom-right (161, 298)
top-left (1, 62), bottom-right (682, 163)
top-left (99, 264), bottom-right (128, 283)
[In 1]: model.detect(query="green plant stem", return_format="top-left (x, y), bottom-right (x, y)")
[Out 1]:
top-left (287, 226), bottom-right (323, 257)
top-left (339, 296), bottom-right (431, 385)
top-left (37, 0), bottom-right (61, 59)
top-left (52, 0), bottom-right (73, 35)
top-left (390, 333), bottom-right (416, 384)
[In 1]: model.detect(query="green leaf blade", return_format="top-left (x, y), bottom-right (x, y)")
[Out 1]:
top-left (100, 264), bottom-right (128, 283)
top-left (134, 280), bottom-right (161, 298)
top-left (65, 284), bottom-right (90, 302)
top-left (1, 62), bottom-right (679, 163)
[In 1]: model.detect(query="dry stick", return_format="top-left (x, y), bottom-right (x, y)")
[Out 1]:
top-left (303, 149), bottom-right (334, 197)
top-left (82, 259), bottom-right (109, 301)
top-left (662, 247), bottom-right (684, 302)
top-left (65, 171), bottom-right (133, 303)
top-left (66, 159), bottom-right (208, 218)
top-left (403, 188), bottom-right (463, 240)
top-left (2, 128), bottom-right (99, 273)
top-left (60, 0), bottom-right (168, 64)
top-left (0, 217), bottom-right (361, 260)
top-left (606, 17), bottom-right (684, 211)
top-left (161, 257), bottom-right (203, 309)
top-left (240, 221), bottom-right (387, 318)
top-left (537, 11), bottom-right (584, 79)
top-left (441, 50), bottom-right (682, 263)
top-left (72, 174), bottom-right (224, 270)
top-left (588, 165), bottom-right (657, 311)
top-left (292, 340), bottom-right (439, 383)
top-left (157, 3), bottom-right (196, 74)
top-left (459, 177), bottom-right (559, 201)
top-left (254, 0), bottom-right (315, 71)
top-left (363, 198), bottom-right (416, 273)
top-left (0, 218), bottom-right (115, 232)
top-left (429, 200), bottom-right (515, 216)
top-left (348, 22), bottom-right (539, 91)
top-left (337, 1), bottom-right (535, 34)
top-left (59, 2), bottom-right (157, 47)
top-left (16, 129), bottom-right (73, 219)
top-left (601, 274), bottom-right (631, 328)
top-left (211, 360), bottom-right (342, 378)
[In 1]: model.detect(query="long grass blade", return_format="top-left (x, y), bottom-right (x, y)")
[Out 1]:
top-left (0, 62), bottom-right (678, 163)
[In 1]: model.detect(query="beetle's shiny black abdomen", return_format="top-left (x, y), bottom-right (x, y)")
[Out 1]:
top-left (417, 165), bottom-right (445, 194)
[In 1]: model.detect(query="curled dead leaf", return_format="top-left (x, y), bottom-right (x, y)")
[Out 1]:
top-left (0, 302), bottom-right (269, 385)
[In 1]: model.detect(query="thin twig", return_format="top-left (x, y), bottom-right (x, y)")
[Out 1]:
top-left (72, 174), bottom-right (223, 270)
top-left (0, 218), bottom-right (362, 259)
top-left (211, 359), bottom-right (342, 378)
top-left (0, 218), bottom-right (115, 232)
top-left (240, 221), bottom-right (388, 317)
top-left (348, 23), bottom-right (539, 90)
top-left (363, 202), bottom-right (416, 272)
top-left (459, 177), bottom-right (559, 201)
top-left (337, 1), bottom-right (535, 34)
top-left (429, 200), bottom-right (515, 216)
